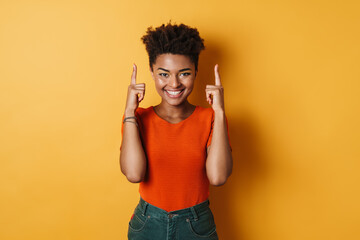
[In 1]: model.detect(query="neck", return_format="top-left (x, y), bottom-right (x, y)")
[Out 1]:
top-left (156, 100), bottom-right (194, 118)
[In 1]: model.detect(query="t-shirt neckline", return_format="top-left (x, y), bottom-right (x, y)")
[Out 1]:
top-left (151, 106), bottom-right (199, 125)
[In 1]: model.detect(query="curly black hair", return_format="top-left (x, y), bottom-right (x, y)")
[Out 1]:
top-left (141, 22), bottom-right (205, 71)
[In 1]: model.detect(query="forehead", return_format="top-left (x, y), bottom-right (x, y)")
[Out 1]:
top-left (153, 54), bottom-right (194, 70)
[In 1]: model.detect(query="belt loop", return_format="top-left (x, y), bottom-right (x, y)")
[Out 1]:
top-left (141, 201), bottom-right (149, 216)
top-left (190, 206), bottom-right (198, 221)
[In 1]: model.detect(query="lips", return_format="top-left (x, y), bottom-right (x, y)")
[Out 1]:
top-left (164, 89), bottom-right (184, 98)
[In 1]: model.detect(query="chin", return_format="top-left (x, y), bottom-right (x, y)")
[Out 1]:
top-left (164, 99), bottom-right (187, 106)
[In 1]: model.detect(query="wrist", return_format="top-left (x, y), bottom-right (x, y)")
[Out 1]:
top-left (213, 108), bottom-right (225, 116)
top-left (124, 109), bottom-right (136, 118)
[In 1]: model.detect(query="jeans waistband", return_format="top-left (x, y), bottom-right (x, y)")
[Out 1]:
top-left (138, 197), bottom-right (210, 221)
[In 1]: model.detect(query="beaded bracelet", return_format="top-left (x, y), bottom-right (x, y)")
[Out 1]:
top-left (123, 120), bottom-right (138, 127)
top-left (123, 116), bottom-right (137, 122)
top-left (123, 116), bottom-right (138, 127)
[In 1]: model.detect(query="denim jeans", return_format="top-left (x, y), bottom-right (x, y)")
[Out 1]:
top-left (128, 197), bottom-right (219, 240)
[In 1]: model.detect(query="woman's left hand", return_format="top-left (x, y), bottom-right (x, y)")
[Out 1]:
top-left (205, 64), bottom-right (225, 112)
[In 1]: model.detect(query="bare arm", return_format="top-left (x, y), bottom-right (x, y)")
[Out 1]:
top-left (205, 64), bottom-right (233, 186)
top-left (120, 64), bottom-right (147, 183)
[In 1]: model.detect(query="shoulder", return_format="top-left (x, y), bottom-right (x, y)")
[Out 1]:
top-left (195, 106), bottom-right (214, 118)
top-left (135, 106), bottom-right (154, 119)
top-left (191, 106), bottom-right (214, 125)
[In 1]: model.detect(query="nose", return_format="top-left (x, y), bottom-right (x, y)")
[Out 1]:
top-left (168, 75), bottom-right (181, 88)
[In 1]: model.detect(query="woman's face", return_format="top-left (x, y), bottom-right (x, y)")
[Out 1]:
top-left (151, 54), bottom-right (196, 107)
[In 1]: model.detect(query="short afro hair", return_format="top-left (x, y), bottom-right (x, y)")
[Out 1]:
top-left (141, 22), bottom-right (205, 71)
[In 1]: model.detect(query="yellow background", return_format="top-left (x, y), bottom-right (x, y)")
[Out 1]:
top-left (1, 0), bottom-right (359, 239)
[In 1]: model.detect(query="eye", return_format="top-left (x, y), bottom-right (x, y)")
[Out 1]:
top-left (180, 72), bottom-right (191, 77)
top-left (159, 73), bottom-right (169, 77)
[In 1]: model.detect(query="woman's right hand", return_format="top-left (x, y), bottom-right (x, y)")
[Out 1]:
top-left (125, 64), bottom-right (145, 117)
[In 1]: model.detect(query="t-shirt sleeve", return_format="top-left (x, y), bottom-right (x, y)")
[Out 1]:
top-left (206, 111), bottom-right (232, 151)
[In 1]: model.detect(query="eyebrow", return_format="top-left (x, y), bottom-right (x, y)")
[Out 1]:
top-left (157, 68), bottom-right (192, 72)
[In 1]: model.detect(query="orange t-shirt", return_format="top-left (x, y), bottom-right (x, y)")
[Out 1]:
top-left (121, 106), bottom-right (230, 212)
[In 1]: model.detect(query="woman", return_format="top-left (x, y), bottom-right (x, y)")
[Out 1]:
top-left (120, 23), bottom-right (232, 240)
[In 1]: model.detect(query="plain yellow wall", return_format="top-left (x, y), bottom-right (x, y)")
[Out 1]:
top-left (1, 0), bottom-right (359, 239)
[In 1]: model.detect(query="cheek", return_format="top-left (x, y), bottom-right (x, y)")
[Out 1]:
top-left (158, 78), bottom-right (166, 85)
top-left (154, 78), bottom-right (166, 90)
top-left (184, 77), bottom-right (195, 88)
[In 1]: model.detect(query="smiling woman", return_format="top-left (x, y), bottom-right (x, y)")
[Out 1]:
top-left (119, 22), bottom-right (232, 240)
top-left (151, 54), bottom-right (196, 113)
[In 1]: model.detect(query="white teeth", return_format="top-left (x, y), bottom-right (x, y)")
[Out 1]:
top-left (166, 90), bottom-right (182, 95)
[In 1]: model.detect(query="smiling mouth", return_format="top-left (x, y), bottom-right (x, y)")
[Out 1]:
top-left (164, 89), bottom-right (184, 98)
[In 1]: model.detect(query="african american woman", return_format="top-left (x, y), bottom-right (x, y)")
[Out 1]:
top-left (120, 22), bottom-right (233, 240)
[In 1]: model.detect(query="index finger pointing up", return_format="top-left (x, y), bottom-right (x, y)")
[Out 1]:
top-left (214, 64), bottom-right (221, 86)
top-left (131, 64), bottom-right (137, 84)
